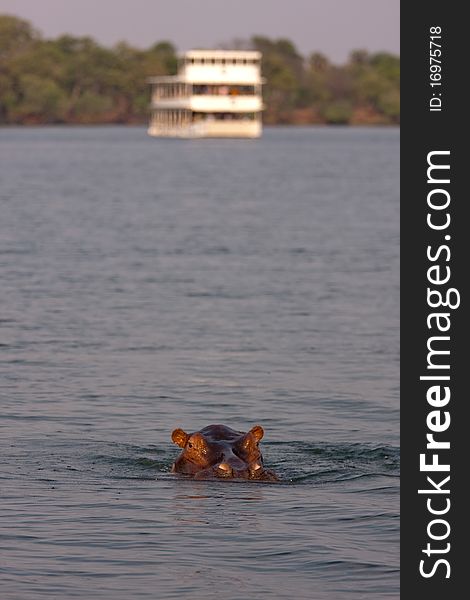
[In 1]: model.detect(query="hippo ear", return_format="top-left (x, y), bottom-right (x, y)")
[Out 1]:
top-left (250, 425), bottom-right (264, 442)
top-left (172, 428), bottom-right (189, 448)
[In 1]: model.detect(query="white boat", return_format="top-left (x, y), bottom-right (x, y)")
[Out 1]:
top-left (147, 50), bottom-right (264, 138)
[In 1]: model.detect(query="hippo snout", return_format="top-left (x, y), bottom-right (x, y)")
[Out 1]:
top-left (217, 452), bottom-right (247, 474)
top-left (215, 456), bottom-right (251, 479)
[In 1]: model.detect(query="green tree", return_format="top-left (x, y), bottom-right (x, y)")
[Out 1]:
top-left (12, 74), bottom-right (67, 122)
top-left (0, 14), bottom-right (38, 60)
top-left (347, 50), bottom-right (400, 123)
top-left (149, 41), bottom-right (178, 74)
top-left (0, 15), bottom-right (41, 122)
top-left (252, 36), bottom-right (304, 122)
top-left (321, 99), bottom-right (353, 124)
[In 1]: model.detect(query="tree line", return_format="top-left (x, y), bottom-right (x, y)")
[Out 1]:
top-left (0, 15), bottom-right (399, 126)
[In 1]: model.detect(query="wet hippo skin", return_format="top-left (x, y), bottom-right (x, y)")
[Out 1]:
top-left (171, 424), bottom-right (279, 481)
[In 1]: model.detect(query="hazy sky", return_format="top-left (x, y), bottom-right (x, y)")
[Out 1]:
top-left (0, 0), bottom-right (399, 63)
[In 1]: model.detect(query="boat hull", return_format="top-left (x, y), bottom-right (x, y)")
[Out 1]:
top-left (147, 119), bottom-right (261, 139)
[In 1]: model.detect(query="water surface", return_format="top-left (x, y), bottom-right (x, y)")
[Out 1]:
top-left (0, 126), bottom-right (399, 599)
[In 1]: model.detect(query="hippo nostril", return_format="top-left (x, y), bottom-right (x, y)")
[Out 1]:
top-left (250, 462), bottom-right (263, 476)
top-left (217, 463), bottom-right (232, 476)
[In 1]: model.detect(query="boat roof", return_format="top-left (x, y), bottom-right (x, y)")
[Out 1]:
top-left (182, 49), bottom-right (261, 59)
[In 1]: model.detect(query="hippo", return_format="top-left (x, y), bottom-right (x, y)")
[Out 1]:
top-left (171, 424), bottom-right (278, 481)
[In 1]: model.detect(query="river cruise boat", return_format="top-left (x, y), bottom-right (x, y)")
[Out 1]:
top-left (148, 50), bottom-right (264, 138)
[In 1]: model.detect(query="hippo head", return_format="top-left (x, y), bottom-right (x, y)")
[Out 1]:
top-left (170, 424), bottom-right (278, 482)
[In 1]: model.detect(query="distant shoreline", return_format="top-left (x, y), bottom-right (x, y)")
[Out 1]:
top-left (1, 15), bottom-right (400, 129)
top-left (0, 122), bottom-right (400, 129)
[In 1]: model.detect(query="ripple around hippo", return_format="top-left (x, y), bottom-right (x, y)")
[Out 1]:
top-left (67, 438), bottom-right (398, 486)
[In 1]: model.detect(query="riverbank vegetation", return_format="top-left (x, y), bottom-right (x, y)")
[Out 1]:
top-left (0, 15), bottom-right (399, 126)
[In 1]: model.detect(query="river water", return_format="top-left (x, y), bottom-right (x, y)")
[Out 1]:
top-left (0, 126), bottom-right (399, 599)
